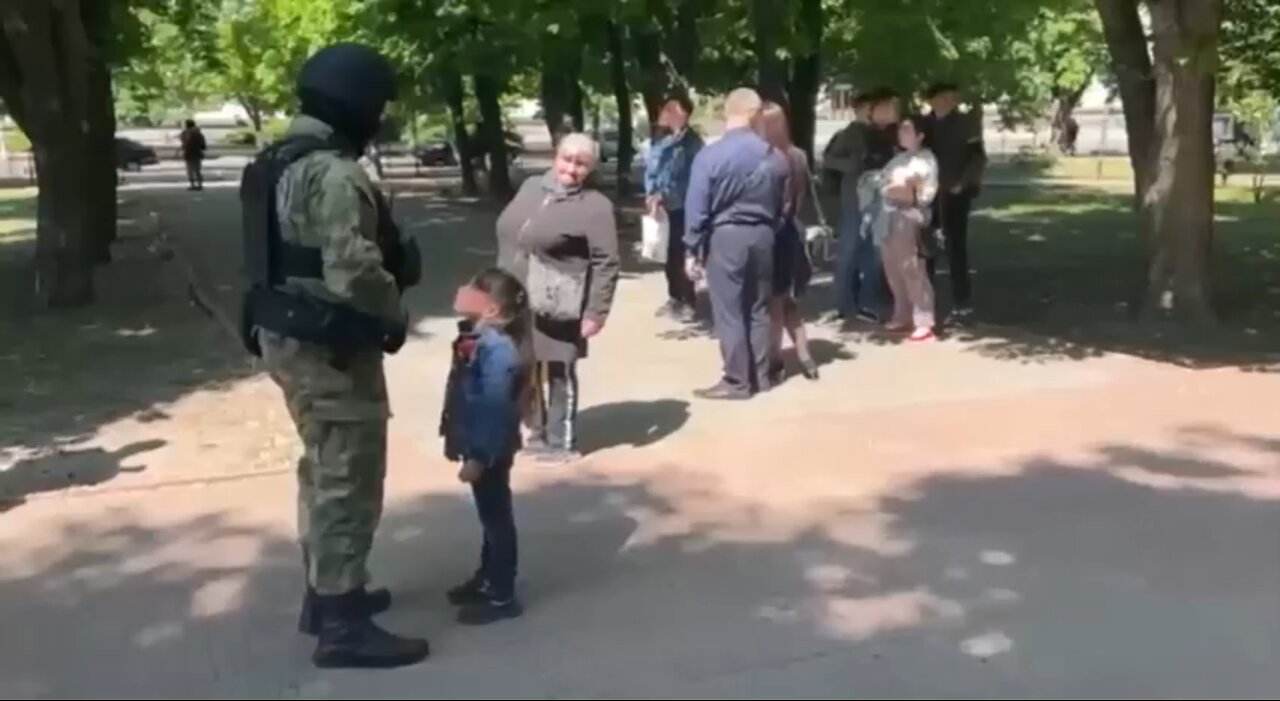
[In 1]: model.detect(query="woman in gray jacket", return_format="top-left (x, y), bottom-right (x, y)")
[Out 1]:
top-left (495, 133), bottom-right (620, 462)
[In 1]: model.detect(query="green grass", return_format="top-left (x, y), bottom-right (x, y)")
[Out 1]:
top-left (962, 182), bottom-right (1280, 365)
top-left (988, 154), bottom-right (1280, 186)
top-left (0, 188), bottom-right (36, 241)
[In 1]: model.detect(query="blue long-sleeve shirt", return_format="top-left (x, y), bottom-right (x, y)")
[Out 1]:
top-left (440, 322), bottom-right (522, 468)
top-left (682, 127), bottom-right (790, 249)
top-left (644, 128), bottom-right (703, 211)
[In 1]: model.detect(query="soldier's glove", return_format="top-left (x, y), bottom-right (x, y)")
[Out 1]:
top-left (383, 313), bottom-right (409, 354)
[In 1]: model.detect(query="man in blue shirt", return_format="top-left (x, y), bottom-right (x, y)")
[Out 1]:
top-left (645, 94), bottom-right (704, 323)
top-left (684, 87), bottom-right (790, 400)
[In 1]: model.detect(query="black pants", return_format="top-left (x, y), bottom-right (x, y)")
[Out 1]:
top-left (530, 361), bottom-right (579, 450)
top-left (664, 209), bottom-right (696, 308)
top-left (706, 224), bottom-right (774, 392)
top-left (926, 189), bottom-right (974, 305)
top-left (470, 460), bottom-right (517, 601)
top-left (185, 158), bottom-right (204, 190)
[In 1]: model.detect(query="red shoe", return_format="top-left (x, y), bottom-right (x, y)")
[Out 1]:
top-left (909, 327), bottom-right (935, 342)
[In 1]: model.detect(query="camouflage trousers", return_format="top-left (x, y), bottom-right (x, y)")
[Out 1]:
top-left (260, 330), bottom-right (390, 596)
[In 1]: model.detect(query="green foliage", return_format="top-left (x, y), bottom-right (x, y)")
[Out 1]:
top-left (1220, 0), bottom-right (1280, 148)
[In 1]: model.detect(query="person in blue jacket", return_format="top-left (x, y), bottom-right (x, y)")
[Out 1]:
top-left (645, 94), bottom-right (704, 323)
top-left (440, 267), bottom-right (532, 625)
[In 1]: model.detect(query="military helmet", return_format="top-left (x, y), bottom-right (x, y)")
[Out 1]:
top-left (296, 43), bottom-right (398, 147)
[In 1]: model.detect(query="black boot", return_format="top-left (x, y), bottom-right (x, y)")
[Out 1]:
top-left (312, 591), bottom-right (430, 669)
top-left (299, 586), bottom-right (393, 636)
top-left (446, 577), bottom-right (489, 606)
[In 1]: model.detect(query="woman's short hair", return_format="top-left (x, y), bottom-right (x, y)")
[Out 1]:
top-left (557, 132), bottom-right (599, 166)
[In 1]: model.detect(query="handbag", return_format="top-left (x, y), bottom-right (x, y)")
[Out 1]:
top-left (803, 171), bottom-right (835, 264)
top-left (517, 197), bottom-right (587, 321)
top-left (640, 210), bottom-right (669, 264)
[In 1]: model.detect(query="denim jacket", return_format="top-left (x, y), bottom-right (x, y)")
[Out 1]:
top-left (644, 128), bottom-right (703, 211)
top-left (439, 321), bottom-right (523, 468)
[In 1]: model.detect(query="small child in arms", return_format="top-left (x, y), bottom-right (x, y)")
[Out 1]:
top-left (440, 267), bottom-right (532, 624)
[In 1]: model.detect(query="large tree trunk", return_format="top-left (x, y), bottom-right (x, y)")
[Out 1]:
top-left (664, 0), bottom-right (701, 81)
top-left (750, 0), bottom-right (789, 106)
top-left (1094, 0), bottom-right (1159, 204)
top-left (539, 47), bottom-right (570, 145)
top-left (82, 0), bottom-right (116, 265)
top-left (1141, 0), bottom-right (1222, 322)
top-left (605, 20), bottom-right (635, 197)
top-left (1, 1), bottom-right (96, 307)
top-left (474, 72), bottom-right (513, 201)
top-left (786, 0), bottom-right (822, 164)
top-left (1049, 82), bottom-right (1089, 149)
top-left (632, 24), bottom-right (667, 125)
top-left (439, 64), bottom-right (478, 196)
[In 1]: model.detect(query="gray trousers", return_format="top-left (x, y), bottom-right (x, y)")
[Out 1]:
top-left (706, 224), bottom-right (775, 392)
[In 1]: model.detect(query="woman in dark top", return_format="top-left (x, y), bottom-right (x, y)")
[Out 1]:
top-left (495, 133), bottom-right (620, 463)
top-left (758, 102), bottom-right (818, 382)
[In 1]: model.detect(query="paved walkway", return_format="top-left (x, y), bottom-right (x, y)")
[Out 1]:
top-left (1, 184), bottom-right (1278, 698)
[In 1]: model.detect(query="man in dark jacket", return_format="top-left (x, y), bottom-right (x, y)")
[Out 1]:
top-left (922, 82), bottom-right (987, 312)
top-left (684, 88), bottom-right (789, 400)
top-left (180, 119), bottom-right (206, 191)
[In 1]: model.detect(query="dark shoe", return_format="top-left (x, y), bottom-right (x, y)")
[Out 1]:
top-left (311, 592), bottom-right (430, 669)
top-left (456, 597), bottom-right (524, 626)
top-left (654, 301), bottom-right (680, 319)
top-left (536, 448), bottom-right (583, 464)
top-left (855, 309), bottom-right (881, 324)
top-left (693, 382), bottom-right (752, 401)
top-left (800, 358), bottom-right (820, 381)
top-left (299, 586), bottom-right (392, 636)
top-left (446, 578), bottom-right (490, 607)
top-left (676, 305), bottom-right (698, 324)
top-left (767, 360), bottom-right (786, 386)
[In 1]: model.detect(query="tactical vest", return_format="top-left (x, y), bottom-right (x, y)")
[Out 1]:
top-left (237, 135), bottom-right (421, 357)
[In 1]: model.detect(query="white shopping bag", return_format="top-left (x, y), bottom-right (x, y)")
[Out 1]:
top-left (640, 211), bottom-right (669, 264)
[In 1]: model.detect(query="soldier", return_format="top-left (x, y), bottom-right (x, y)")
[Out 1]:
top-left (238, 43), bottom-right (428, 669)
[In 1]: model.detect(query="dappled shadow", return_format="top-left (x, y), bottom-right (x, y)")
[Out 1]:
top-left (893, 184), bottom-right (1280, 368)
top-left (576, 399), bottom-right (691, 454)
top-left (3, 425), bottom-right (1277, 696)
top-left (0, 196), bottom-right (259, 465)
top-left (0, 439), bottom-right (164, 512)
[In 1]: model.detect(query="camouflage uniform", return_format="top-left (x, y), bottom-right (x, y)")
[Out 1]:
top-left (257, 115), bottom-right (403, 596)
top-left (242, 42), bottom-right (428, 669)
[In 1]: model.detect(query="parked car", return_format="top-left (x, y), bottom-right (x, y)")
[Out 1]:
top-left (115, 137), bottom-right (158, 171)
top-left (413, 140), bottom-right (459, 167)
top-left (596, 128), bottom-right (634, 163)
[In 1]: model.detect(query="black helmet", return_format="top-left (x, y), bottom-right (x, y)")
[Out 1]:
top-left (296, 43), bottom-right (398, 147)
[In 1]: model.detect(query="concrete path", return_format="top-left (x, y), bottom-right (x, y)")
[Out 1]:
top-left (1, 186), bottom-right (1277, 699)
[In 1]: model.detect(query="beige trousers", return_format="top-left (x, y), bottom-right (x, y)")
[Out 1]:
top-left (879, 213), bottom-right (935, 329)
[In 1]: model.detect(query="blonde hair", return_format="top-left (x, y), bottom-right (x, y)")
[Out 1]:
top-left (759, 102), bottom-right (792, 150)
top-left (724, 87), bottom-right (763, 122)
top-left (557, 132), bottom-right (599, 167)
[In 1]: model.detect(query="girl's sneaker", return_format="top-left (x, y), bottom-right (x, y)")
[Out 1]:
top-left (457, 597), bottom-right (524, 626)
top-left (909, 327), bottom-right (936, 342)
top-left (446, 578), bottom-right (490, 606)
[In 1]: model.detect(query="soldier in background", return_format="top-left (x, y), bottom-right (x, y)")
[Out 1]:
top-left (238, 43), bottom-right (427, 669)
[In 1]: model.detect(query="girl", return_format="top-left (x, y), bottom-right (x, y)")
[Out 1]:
top-left (876, 114), bottom-right (939, 341)
top-left (440, 267), bottom-right (533, 625)
top-left (757, 102), bottom-right (818, 382)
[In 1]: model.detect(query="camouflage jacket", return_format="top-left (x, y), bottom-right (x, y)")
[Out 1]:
top-left (274, 115), bottom-right (403, 326)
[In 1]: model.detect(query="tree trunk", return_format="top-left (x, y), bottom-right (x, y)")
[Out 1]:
top-left (81, 0), bottom-right (115, 264)
top-left (1049, 83), bottom-right (1088, 149)
top-left (1141, 0), bottom-right (1223, 322)
top-left (439, 64), bottom-right (478, 196)
top-left (632, 24), bottom-right (667, 125)
top-left (539, 53), bottom-right (569, 145)
top-left (605, 20), bottom-right (635, 196)
top-left (666, 0), bottom-right (701, 81)
top-left (751, 0), bottom-right (789, 106)
top-left (1, 1), bottom-right (96, 307)
top-left (568, 76), bottom-right (585, 133)
top-left (1094, 0), bottom-right (1158, 204)
top-left (786, 0), bottom-right (822, 164)
top-left (474, 72), bottom-right (512, 201)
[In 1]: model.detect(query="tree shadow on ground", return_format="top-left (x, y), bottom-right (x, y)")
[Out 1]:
top-left (3, 425), bottom-right (1276, 697)
top-left (0, 439), bottom-right (164, 513)
top-left (576, 399), bottom-right (691, 454)
top-left (0, 196), bottom-right (259, 468)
